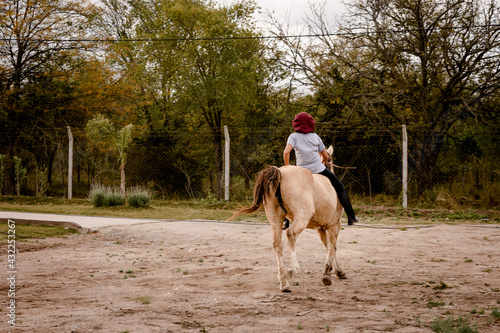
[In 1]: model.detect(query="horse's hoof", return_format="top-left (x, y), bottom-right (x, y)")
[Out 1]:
top-left (322, 276), bottom-right (332, 286)
top-left (336, 271), bottom-right (347, 279)
top-left (281, 286), bottom-right (292, 293)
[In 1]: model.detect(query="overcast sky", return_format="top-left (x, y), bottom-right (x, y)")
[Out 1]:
top-left (215, 0), bottom-right (348, 32)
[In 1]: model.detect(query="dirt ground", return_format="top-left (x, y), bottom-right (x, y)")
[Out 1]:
top-left (2, 220), bottom-right (500, 332)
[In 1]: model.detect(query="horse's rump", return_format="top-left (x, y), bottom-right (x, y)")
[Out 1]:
top-left (279, 166), bottom-right (342, 229)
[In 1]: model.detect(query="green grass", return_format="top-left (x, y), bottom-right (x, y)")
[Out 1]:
top-left (431, 316), bottom-right (478, 333)
top-left (427, 300), bottom-right (445, 309)
top-left (136, 296), bottom-right (151, 304)
top-left (0, 196), bottom-right (262, 222)
top-left (0, 221), bottom-right (79, 240)
top-left (433, 281), bottom-right (452, 290)
top-left (0, 195), bottom-right (498, 224)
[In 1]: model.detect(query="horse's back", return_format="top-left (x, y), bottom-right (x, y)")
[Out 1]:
top-left (278, 166), bottom-right (315, 219)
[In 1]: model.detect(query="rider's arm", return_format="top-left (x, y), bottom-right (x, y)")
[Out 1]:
top-left (320, 149), bottom-right (329, 164)
top-left (283, 144), bottom-right (294, 166)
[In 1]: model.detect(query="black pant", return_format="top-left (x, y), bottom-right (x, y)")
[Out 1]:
top-left (319, 168), bottom-right (356, 220)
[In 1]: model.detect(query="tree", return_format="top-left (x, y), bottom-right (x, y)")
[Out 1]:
top-left (85, 114), bottom-right (133, 196)
top-left (105, 0), bottom-right (277, 199)
top-left (116, 124), bottom-right (134, 196)
top-left (274, 0), bottom-right (500, 194)
top-left (0, 0), bottom-right (99, 192)
top-left (178, 2), bottom-right (273, 199)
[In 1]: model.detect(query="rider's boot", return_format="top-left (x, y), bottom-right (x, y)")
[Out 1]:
top-left (338, 192), bottom-right (359, 225)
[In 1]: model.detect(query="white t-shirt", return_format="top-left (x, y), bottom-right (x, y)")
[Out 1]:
top-left (286, 132), bottom-right (326, 173)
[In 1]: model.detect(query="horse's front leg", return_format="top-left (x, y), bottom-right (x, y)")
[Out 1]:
top-left (318, 228), bottom-right (333, 285)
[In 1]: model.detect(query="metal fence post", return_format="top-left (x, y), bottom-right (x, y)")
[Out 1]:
top-left (402, 125), bottom-right (408, 208)
top-left (67, 126), bottom-right (73, 199)
top-left (224, 125), bottom-right (230, 201)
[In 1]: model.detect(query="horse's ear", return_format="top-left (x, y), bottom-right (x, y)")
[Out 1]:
top-left (327, 145), bottom-right (334, 155)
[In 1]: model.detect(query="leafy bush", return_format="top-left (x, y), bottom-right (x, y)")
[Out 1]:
top-left (127, 187), bottom-right (151, 208)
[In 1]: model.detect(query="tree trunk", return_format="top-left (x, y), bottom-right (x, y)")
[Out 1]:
top-left (120, 160), bottom-right (126, 197)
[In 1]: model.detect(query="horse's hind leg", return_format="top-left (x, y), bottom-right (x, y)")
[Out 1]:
top-left (318, 227), bottom-right (346, 286)
top-left (266, 206), bottom-right (291, 292)
top-left (285, 217), bottom-right (309, 279)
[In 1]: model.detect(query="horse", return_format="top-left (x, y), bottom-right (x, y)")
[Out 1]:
top-left (230, 163), bottom-right (346, 292)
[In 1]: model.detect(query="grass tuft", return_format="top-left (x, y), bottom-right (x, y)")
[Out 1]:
top-left (127, 187), bottom-right (151, 208)
top-left (431, 316), bottom-right (477, 333)
top-left (89, 185), bottom-right (124, 207)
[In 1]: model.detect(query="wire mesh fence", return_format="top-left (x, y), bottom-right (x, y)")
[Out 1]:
top-left (0, 126), bottom-right (498, 208)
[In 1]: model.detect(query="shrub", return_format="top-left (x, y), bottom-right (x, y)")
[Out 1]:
top-left (105, 189), bottom-right (125, 207)
top-left (127, 187), bottom-right (151, 208)
top-left (89, 185), bottom-right (125, 207)
top-left (89, 185), bottom-right (106, 207)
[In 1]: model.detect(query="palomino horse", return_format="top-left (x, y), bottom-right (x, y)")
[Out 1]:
top-left (230, 164), bottom-right (346, 292)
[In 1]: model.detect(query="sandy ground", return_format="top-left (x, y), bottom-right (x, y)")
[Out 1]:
top-left (1, 220), bottom-right (500, 332)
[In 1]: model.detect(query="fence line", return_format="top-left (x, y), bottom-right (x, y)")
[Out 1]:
top-left (0, 127), bottom-right (497, 208)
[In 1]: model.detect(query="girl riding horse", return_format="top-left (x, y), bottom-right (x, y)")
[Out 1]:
top-left (283, 112), bottom-right (359, 227)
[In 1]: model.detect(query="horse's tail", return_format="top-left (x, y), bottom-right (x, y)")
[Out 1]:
top-left (228, 166), bottom-right (282, 220)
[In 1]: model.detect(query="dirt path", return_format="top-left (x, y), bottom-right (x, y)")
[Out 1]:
top-left (2, 221), bottom-right (499, 332)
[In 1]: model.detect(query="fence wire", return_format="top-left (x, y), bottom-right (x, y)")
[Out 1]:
top-left (0, 128), bottom-right (498, 207)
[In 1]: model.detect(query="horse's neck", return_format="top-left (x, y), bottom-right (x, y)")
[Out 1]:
top-left (321, 154), bottom-right (335, 174)
top-left (326, 160), bottom-right (335, 174)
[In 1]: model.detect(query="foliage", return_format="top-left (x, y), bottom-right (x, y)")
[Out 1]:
top-left (86, 114), bottom-right (134, 195)
top-left (0, 0), bottom-right (497, 206)
top-left (101, 0), bottom-right (281, 200)
top-left (13, 156), bottom-right (27, 196)
top-left (127, 187), bottom-right (151, 208)
top-left (105, 190), bottom-right (126, 207)
top-left (85, 114), bottom-right (116, 152)
top-left (116, 124), bottom-right (134, 160)
top-left (89, 185), bottom-right (106, 208)
top-left (0, 0), bottom-right (100, 192)
top-left (89, 184), bottom-right (125, 207)
top-left (273, 0), bottom-right (500, 196)
top-left (0, 154), bottom-right (5, 195)
top-left (34, 163), bottom-right (49, 197)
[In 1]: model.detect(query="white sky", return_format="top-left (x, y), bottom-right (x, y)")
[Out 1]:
top-left (215, 0), bottom-right (348, 32)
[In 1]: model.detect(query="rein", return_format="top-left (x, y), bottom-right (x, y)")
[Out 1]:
top-left (325, 152), bottom-right (356, 173)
